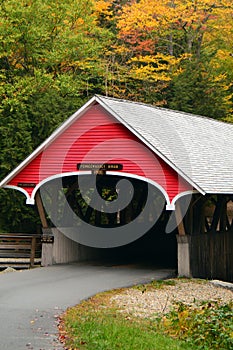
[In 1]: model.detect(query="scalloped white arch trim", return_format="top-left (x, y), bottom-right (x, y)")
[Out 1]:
top-left (107, 171), bottom-right (171, 208)
top-left (3, 172), bottom-right (197, 210)
top-left (171, 190), bottom-right (199, 207)
top-left (4, 185), bottom-right (32, 204)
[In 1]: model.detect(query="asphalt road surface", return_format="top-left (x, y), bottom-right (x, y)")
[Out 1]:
top-left (0, 263), bottom-right (175, 350)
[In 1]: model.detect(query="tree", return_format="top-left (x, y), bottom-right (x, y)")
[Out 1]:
top-left (168, 56), bottom-right (232, 118)
top-left (113, 0), bottom-right (233, 115)
top-left (0, 0), bottom-right (233, 232)
top-left (0, 0), bottom-right (113, 232)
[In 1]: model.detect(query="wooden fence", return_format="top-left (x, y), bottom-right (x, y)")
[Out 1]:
top-left (0, 234), bottom-right (42, 269)
top-left (190, 231), bottom-right (233, 282)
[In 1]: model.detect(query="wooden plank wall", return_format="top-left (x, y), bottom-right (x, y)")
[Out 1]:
top-left (190, 231), bottom-right (233, 282)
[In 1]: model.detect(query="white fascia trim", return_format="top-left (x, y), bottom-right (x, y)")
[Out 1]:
top-left (4, 172), bottom-right (200, 209)
top-left (166, 203), bottom-right (176, 211)
top-left (30, 171), bottom-right (92, 203)
top-left (32, 170), bottom-right (172, 208)
top-left (96, 96), bottom-right (206, 196)
top-left (0, 97), bottom-right (97, 188)
top-left (3, 185), bottom-right (32, 204)
top-left (171, 190), bottom-right (199, 207)
top-left (3, 171), bottom-right (92, 205)
top-left (107, 170), bottom-right (172, 209)
top-left (205, 190), bottom-right (233, 195)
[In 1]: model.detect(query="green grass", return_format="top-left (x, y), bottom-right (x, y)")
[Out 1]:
top-left (60, 308), bottom-right (193, 350)
top-left (133, 278), bottom-right (177, 293)
top-left (59, 285), bottom-right (194, 350)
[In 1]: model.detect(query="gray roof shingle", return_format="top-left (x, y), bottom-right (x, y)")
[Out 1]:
top-left (97, 95), bottom-right (233, 194)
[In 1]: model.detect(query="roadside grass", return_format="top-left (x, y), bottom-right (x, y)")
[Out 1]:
top-left (58, 279), bottom-right (233, 350)
top-left (59, 298), bottom-right (192, 350)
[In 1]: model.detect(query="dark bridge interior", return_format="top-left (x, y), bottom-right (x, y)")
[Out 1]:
top-left (40, 174), bottom-right (178, 268)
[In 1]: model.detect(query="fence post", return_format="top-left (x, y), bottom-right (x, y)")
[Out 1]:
top-left (30, 236), bottom-right (36, 267)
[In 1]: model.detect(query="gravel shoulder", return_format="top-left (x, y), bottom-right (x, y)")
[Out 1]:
top-left (110, 279), bottom-right (233, 319)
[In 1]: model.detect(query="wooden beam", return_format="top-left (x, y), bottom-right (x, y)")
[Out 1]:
top-left (175, 201), bottom-right (186, 236)
top-left (220, 197), bottom-right (227, 232)
top-left (35, 192), bottom-right (48, 228)
top-left (30, 236), bottom-right (36, 267)
top-left (50, 181), bottom-right (59, 224)
top-left (211, 195), bottom-right (224, 232)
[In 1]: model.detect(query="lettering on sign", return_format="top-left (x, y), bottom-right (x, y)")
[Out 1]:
top-left (17, 182), bottom-right (36, 188)
top-left (77, 163), bottom-right (123, 172)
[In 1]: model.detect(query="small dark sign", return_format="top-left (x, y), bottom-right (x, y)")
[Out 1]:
top-left (77, 163), bottom-right (123, 171)
top-left (17, 182), bottom-right (36, 188)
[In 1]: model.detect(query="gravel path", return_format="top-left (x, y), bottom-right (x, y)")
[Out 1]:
top-left (111, 279), bottom-right (233, 319)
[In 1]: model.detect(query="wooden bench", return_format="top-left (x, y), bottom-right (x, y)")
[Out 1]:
top-left (0, 234), bottom-right (42, 268)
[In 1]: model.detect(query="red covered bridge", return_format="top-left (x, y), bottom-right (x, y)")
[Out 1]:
top-left (1, 95), bottom-right (233, 281)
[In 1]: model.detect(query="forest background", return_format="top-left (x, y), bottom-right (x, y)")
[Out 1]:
top-left (0, 0), bottom-right (233, 232)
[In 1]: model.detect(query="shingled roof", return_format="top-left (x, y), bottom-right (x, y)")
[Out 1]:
top-left (1, 95), bottom-right (233, 195)
top-left (96, 95), bottom-right (233, 194)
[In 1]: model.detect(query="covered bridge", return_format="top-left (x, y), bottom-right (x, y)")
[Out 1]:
top-left (0, 95), bottom-right (233, 281)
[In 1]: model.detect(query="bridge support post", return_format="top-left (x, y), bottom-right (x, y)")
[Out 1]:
top-left (176, 235), bottom-right (191, 277)
top-left (175, 201), bottom-right (192, 278)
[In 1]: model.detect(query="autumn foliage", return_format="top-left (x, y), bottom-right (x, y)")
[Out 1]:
top-left (0, 0), bottom-right (233, 230)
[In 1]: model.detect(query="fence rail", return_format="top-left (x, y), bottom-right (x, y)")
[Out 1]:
top-left (0, 233), bottom-right (42, 269)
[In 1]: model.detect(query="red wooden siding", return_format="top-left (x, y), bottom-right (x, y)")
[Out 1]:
top-left (7, 103), bottom-right (191, 202)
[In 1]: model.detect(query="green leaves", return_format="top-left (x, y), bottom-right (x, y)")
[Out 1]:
top-left (0, 0), bottom-right (110, 169)
top-left (1, 0), bottom-right (233, 232)
top-left (0, 0), bottom-right (112, 232)
top-left (160, 301), bottom-right (233, 349)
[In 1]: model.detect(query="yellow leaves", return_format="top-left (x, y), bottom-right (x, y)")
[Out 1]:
top-left (128, 53), bottom-right (187, 82)
top-left (94, 0), bottom-right (112, 15)
top-left (117, 0), bottom-right (171, 34)
top-left (178, 310), bottom-right (189, 320)
top-left (118, 0), bottom-right (233, 44)
top-left (75, 18), bottom-right (85, 26)
top-left (131, 67), bottom-right (171, 82)
top-left (94, 0), bottom-right (113, 21)
top-left (112, 45), bottom-right (131, 55)
top-left (215, 49), bottom-right (229, 60)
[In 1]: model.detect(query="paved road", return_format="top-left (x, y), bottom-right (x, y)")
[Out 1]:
top-left (0, 263), bottom-right (175, 350)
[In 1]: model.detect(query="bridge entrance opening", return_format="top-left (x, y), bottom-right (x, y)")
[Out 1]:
top-left (40, 174), bottom-right (178, 268)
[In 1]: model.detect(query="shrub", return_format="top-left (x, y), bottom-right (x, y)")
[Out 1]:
top-left (158, 301), bottom-right (233, 349)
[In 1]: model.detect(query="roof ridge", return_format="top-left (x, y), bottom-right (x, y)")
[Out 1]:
top-left (96, 94), bottom-right (233, 126)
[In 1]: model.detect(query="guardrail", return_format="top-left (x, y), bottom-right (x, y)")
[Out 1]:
top-left (0, 234), bottom-right (42, 268)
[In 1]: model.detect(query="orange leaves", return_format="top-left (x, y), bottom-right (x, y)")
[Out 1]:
top-left (117, 0), bottom-right (233, 57)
